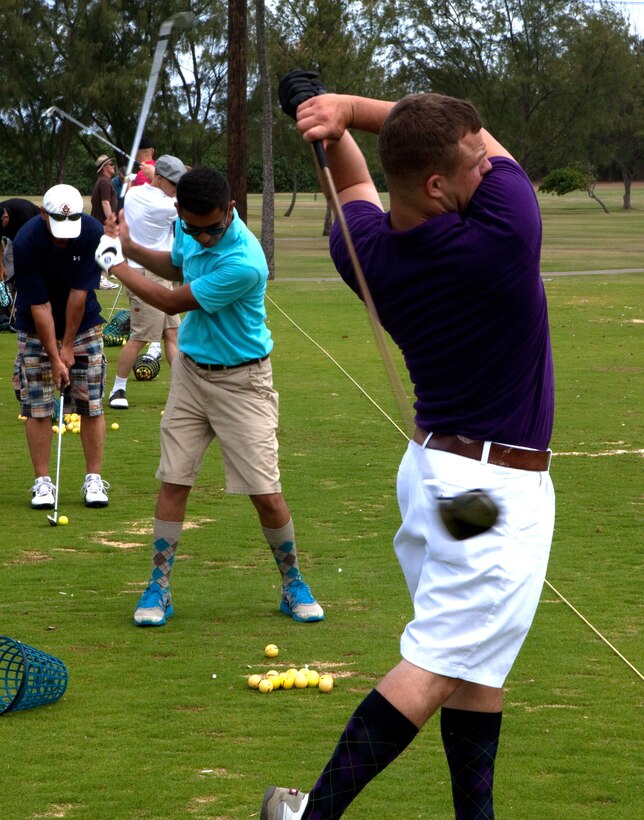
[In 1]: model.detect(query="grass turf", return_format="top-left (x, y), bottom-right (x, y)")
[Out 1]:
top-left (0, 189), bottom-right (641, 819)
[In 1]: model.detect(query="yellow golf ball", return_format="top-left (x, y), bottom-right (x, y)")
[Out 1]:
top-left (305, 669), bottom-right (320, 687)
top-left (319, 676), bottom-right (334, 693)
top-left (264, 643), bottom-right (279, 658)
top-left (111, 422), bottom-right (119, 430)
top-left (58, 515), bottom-right (69, 526)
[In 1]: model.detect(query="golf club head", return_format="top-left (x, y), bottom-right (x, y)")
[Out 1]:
top-left (43, 106), bottom-right (56, 118)
top-left (169, 11), bottom-right (195, 29)
top-left (47, 514), bottom-right (58, 527)
top-left (438, 489), bottom-right (499, 541)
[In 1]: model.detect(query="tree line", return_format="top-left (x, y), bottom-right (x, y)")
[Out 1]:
top-left (1, 0), bottom-right (642, 207)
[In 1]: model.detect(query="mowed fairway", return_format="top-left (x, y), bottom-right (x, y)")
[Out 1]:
top-left (0, 187), bottom-right (641, 819)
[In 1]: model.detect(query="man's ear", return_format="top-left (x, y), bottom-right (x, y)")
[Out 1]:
top-left (425, 174), bottom-right (444, 199)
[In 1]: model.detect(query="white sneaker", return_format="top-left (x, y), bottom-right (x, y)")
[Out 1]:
top-left (31, 476), bottom-right (56, 509)
top-left (147, 342), bottom-right (162, 360)
top-left (109, 389), bottom-right (128, 409)
top-left (99, 275), bottom-right (119, 290)
top-left (260, 787), bottom-right (309, 820)
top-left (82, 474), bottom-right (110, 507)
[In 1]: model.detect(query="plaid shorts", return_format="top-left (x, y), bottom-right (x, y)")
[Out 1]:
top-left (13, 325), bottom-right (106, 418)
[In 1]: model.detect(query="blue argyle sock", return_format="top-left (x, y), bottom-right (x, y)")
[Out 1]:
top-left (440, 707), bottom-right (502, 820)
top-left (150, 519), bottom-right (183, 589)
top-left (302, 689), bottom-right (418, 819)
top-left (262, 518), bottom-right (301, 586)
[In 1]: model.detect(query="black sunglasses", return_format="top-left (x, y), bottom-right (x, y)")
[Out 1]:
top-left (46, 211), bottom-right (82, 222)
top-left (180, 219), bottom-right (227, 238)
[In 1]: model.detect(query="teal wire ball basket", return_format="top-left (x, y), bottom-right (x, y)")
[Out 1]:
top-left (0, 637), bottom-right (68, 715)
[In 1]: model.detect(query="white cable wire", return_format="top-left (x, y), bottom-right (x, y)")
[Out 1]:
top-left (544, 579), bottom-right (643, 681)
top-left (267, 291), bottom-right (643, 683)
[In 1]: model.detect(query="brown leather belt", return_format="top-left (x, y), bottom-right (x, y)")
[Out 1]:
top-left (413, 427), bottom-right (551, 472)
top-left (184, 353), bottom-right (269, 372)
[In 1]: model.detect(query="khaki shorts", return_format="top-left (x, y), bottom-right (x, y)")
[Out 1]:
top-left (127, 270), bottom-right (181, 341)
top-left (156, 353), bottom-right (281, 494)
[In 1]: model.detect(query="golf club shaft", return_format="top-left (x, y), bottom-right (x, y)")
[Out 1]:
top-left (106, 284), bottom-right (123, 323)
top-left (53, 391), bottom-right (64, 519)
top-left (312, 141), bottom-right (414, 434)
top-left (124, 13), bottom-right (195, 177)
top-left (44, 106), bottom-right (133, 162)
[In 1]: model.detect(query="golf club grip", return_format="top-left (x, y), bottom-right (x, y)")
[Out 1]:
top-left (313, 144), bottom-right (414, 433)
top-left (313, 141), bottom-right (328, 170)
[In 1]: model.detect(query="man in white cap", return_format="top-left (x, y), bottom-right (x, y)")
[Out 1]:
top-left (12, 183), bottom-right (111, 509)
top-left (108, 155), bottom-right (187, 410)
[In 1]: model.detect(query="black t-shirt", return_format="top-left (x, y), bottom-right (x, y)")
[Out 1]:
top-left (0, 198), bottom-right (40, 240)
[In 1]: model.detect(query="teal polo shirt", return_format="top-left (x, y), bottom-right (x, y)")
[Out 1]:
top-left (172, 210), bottom-right (273, 364)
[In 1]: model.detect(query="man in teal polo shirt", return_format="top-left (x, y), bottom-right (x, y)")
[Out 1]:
top-left (96, 167), bottom-right (324, 627)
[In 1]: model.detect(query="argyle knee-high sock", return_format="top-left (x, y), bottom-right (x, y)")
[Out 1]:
top-left (440, 707), bottom-right (502, 820)
top-left (262, 518), bottom-right (301, 586)
top-left (150, 519), bottom-right (183, 589)
top-left (302, 689), bottom-right (418, 819)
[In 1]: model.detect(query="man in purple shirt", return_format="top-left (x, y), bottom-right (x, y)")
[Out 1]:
top-left (262, 92), bottom-right (555, 820)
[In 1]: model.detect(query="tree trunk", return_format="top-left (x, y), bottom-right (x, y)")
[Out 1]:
top-left (284, 170), bottom-right (297, 217)
top-left (323, 203), bottom-right (332, 236)
top-left (622, 170), bottom-right (632, 210)
top-left (227, 0), bottom-right (248, 223)
top-left (254, 0), bottom-right (275, 278)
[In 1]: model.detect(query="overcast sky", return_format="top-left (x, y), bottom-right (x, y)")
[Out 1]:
top-left (594, 0), bottom-right (644, 33)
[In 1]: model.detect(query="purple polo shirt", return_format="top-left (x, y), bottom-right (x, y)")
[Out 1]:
top-left (330, 157), bottom-right (554, 450)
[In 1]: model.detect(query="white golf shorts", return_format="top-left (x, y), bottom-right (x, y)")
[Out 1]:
top-left (394, 439), bottom-right (555, 688)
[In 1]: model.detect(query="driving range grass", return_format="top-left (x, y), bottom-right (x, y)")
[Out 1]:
top-left (0, 192), bottom-right (641, 819)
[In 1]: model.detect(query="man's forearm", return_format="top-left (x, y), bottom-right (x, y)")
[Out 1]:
top-left (31, 304), bottom-right (61, 361)
top-left (345, 95), bottom-right (396, 134)
top-left (110, 262), bottom-right (191, 314)
top-left (61, 290), bottom-right (87, 348)
top-left (122, 240), bottom-right (181, 281)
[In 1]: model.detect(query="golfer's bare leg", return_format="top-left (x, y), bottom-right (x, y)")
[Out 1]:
top-left (25, 416), bottom-right (53, 477)
top-left (115, 338), bottom-right (146, 379)
top-left (162, 327), bottom-right (179, 364)
top-left (250, 491), bottom-right (290, 529)
top-left (377, 660), bottom-right (503, 727)
top-left (376, 659), bottom-right (463, 728)
top-left (79, 414), bottom-right (106, 474)
top-left (156, 481), bottom-right (191, 522)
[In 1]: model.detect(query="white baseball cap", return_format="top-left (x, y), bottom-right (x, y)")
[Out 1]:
top-left (42, 184), bottom-right (84, 239)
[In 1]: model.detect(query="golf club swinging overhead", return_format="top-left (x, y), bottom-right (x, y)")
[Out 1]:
top-left (47, 391), bottom-right (65, 527)
top-left (124, 11), bottom-right (195, 178)
top-left (42, 106), bottom-right (134, 163)
top-left (278, 70), bottom-right (500, 540)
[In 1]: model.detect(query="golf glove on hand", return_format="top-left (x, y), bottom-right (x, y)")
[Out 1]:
top-left (95, 235), bottom-right (125, 272)
top-left (279, 69), bottom-right (327, 119)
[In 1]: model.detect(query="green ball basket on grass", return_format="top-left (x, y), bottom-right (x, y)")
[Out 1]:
top-left (102, 309), bottom-right (131, 347)
top-left (133, 353), bottom-right (161, 381)
top-left (0, 636), bottom-right (68, 715)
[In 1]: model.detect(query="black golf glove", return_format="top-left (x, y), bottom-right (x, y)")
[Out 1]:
top-left (278, 69), bottom-right (327, 120)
